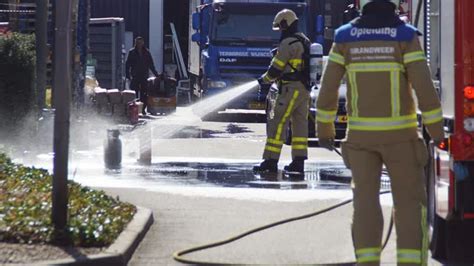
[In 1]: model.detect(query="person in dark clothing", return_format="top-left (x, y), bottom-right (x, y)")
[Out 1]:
top-left (125, 36), bottom-right (159, 115)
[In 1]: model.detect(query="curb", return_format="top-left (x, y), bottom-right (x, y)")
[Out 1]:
top-left (37, 206), bottom-right (154, 266)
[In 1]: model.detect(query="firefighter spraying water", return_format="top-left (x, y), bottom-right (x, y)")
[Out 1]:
top-left (253, 9), bottom-right (323, 177)
top-left (81, 0), bottom-right (474, 265)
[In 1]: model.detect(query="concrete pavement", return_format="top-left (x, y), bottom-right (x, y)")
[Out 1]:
top-left (98, 183), bottom-right (442, 265)
top-left (25, 109), bottom-right (443, 265)
top-left (101, 187), bottom-right (387, 265)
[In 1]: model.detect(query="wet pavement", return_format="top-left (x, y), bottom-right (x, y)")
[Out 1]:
top-left (103, 161), bottom-right (358, 190)
top-left (10, 117), bottom-right (390, 192)
top-left (27, 152), bottom-right (390, 192)
top-left (165, 124), bottom-right (252, 139)
top-left (5, 108), bottom-right (389, 194)
top-left (3, 109), bottom-right (424, 265)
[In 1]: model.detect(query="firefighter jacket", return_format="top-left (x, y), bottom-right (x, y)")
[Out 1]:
top-left (262, 32), bottom-right (309, 88)
top-left (316, 22), bottom-right (444, 144)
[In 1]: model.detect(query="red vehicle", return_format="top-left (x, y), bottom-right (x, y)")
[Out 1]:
top-left (422, 0), bottom-right (474, 263)
top-left (0, 22), bottom-right (9, 35)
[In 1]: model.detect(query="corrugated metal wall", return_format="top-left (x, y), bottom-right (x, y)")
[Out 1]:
top-left (89, 19), bottom-right (125, 89)
top-left (90, 0), bottom-right (150, 46)
top-left (90, 0), bottom-right (191, 65)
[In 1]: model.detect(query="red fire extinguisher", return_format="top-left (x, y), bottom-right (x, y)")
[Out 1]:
top-left (128, 101), bottom-right (139, 125)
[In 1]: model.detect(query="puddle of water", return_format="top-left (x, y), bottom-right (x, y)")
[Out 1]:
top-left (168, 126), bottom-right (222, 139)
top-left (19, 155), bottom-right (387, 192)
top-left (225, 124), bottom-right (252, 134)
top-left (164, 124), bottom-right (254, 139)
top-left (71, 161), bottom-right (391, 191)
top-left (4, 79), bottom-right (392, 194)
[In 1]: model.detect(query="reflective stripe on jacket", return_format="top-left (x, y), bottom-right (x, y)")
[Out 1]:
top-left (262, 33), bottom-right (308, 85)
top-left (316, 23), bottom-right (444, 144)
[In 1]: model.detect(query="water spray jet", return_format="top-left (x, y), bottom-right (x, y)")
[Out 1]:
top-left (126, 80), bottom-right (259, 164)
top-left (138, 126), bottom-right (152, 165)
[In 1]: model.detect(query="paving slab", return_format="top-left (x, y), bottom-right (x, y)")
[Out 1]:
top-left (31, 207), bottom-right (153, 266)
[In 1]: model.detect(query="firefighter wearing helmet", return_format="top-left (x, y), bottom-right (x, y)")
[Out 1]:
top-left (317, 0), bottom-right (444, 265)
top-left (253, 9), bottom-right (312, 175)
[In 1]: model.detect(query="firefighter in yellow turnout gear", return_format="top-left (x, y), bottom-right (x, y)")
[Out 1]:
top-left (316, 0), bottom-right (444, 265)
top-left (253, 9), bottom-right (311, 175)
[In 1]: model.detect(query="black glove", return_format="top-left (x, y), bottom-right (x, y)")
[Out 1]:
top-left (319, 138), bottom-right (335, 151)
top-left (257, 76), bottom-right (266, 86)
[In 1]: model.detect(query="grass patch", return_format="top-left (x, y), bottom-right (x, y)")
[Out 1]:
top-left (0, 153), bottom-right (136, 247)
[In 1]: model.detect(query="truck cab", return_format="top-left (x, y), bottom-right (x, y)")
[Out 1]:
top-left (189, 0), bottom-right (311, 112)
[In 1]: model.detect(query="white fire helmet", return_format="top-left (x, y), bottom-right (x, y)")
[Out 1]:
top-left (272, 9), bottom-right (298, 31)
top-left (360, 0), bottom-right (400, 10)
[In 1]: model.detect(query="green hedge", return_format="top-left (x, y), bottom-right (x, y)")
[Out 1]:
top-left (0, 33), bottom-right (36, 133)
top-left (0, 153), bottom-right (137, 247)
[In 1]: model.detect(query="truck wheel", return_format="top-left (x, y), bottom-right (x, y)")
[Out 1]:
top-left (425, 143), bottom-right (448, 261)
top-left (308, 113), bottom-right (316, 138)
top-left (430, 214), bottom-right (447, 261)
top-left (190, 75), bottom-right (203, 103)
top-left (285, 126), bottom-right (292, 146)
top-left (426, 142), bottom-right (436, 228)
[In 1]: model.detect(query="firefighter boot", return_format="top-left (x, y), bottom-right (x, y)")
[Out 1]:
top-left (284, 157), bottom-right (305, 174)
top-left (253, 159), bottom-right (278, 173)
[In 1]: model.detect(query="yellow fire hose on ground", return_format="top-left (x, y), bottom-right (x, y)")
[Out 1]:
top-left (173, 148), bottom-right (394, 265)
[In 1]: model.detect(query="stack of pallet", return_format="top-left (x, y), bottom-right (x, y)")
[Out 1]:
top-left (93, 88), bottom-right (138, 123)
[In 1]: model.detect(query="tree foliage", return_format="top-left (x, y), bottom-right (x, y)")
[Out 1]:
top-left (0, 33), bottom-right (36, 133)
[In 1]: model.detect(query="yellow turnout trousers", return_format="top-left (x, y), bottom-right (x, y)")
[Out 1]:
top-left (263, 83), bottom-right (310, 160)
top-left (341, 139), bottom-right (429, 266)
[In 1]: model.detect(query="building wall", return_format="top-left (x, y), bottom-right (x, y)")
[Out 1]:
top-left (149, 0), bottom-right (163, 73)
top-left (164, 1), bottom-right (189, 64)
top-left (90, 0), bottom-right (190, 74)
top-left (90, 0), bottom-right (150, 46)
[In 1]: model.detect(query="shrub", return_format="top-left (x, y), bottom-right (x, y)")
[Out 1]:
top-left (0, 153), bottom-right (137, 247)
top-left (0, 33), bottom-right (36, 134)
